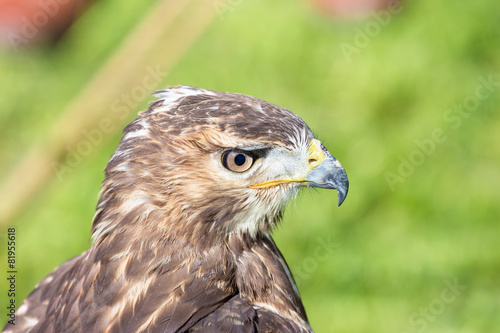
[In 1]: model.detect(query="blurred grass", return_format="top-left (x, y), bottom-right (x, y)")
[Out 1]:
top-left (1, 0), bottom-right (500, 332)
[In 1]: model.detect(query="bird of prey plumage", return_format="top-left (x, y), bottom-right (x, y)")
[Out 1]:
top-left (5, 86), bottom-right (348, 333)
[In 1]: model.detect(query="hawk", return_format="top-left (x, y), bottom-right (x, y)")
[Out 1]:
top-left (5, 86), bottom-right (348, 333)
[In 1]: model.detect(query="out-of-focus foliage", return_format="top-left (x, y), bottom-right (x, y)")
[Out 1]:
top-left (1, 0), bottom-right (499, 331)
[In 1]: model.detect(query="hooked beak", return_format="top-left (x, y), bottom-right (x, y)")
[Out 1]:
top-left (249, 139), bottom-right (349, 206)
top-left (305, 141), bottom-right (349, 206)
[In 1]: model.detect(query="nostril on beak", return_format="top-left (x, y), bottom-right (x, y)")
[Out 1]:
top-left (307, 139), bottom-right (326, 169)
top-left (308, 158), bottom-right (319, 168)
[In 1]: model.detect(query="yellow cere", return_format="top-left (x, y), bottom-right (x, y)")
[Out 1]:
top-left (307, 139), bottom-right (325, 169)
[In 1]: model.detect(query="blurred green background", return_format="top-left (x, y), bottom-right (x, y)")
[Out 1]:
top-left (1, 0), bottom-right (499, 331)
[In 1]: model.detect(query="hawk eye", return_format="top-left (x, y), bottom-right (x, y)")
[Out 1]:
top-left (222, 150), bottom-right (256, 173)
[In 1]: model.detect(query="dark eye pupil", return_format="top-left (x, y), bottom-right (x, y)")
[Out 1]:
top-left (234, 154), bottom-right (246, 166)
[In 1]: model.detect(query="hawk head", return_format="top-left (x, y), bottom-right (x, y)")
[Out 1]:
top-left (8, 86), bottom-right (349, 333)
top-left (92, 86), bottom-right (348, 244)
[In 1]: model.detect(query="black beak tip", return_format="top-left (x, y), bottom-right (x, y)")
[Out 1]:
top-left (333, 165), bottom-right (349, 207)
top-left (337, 188), bottom-right (348, 206)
